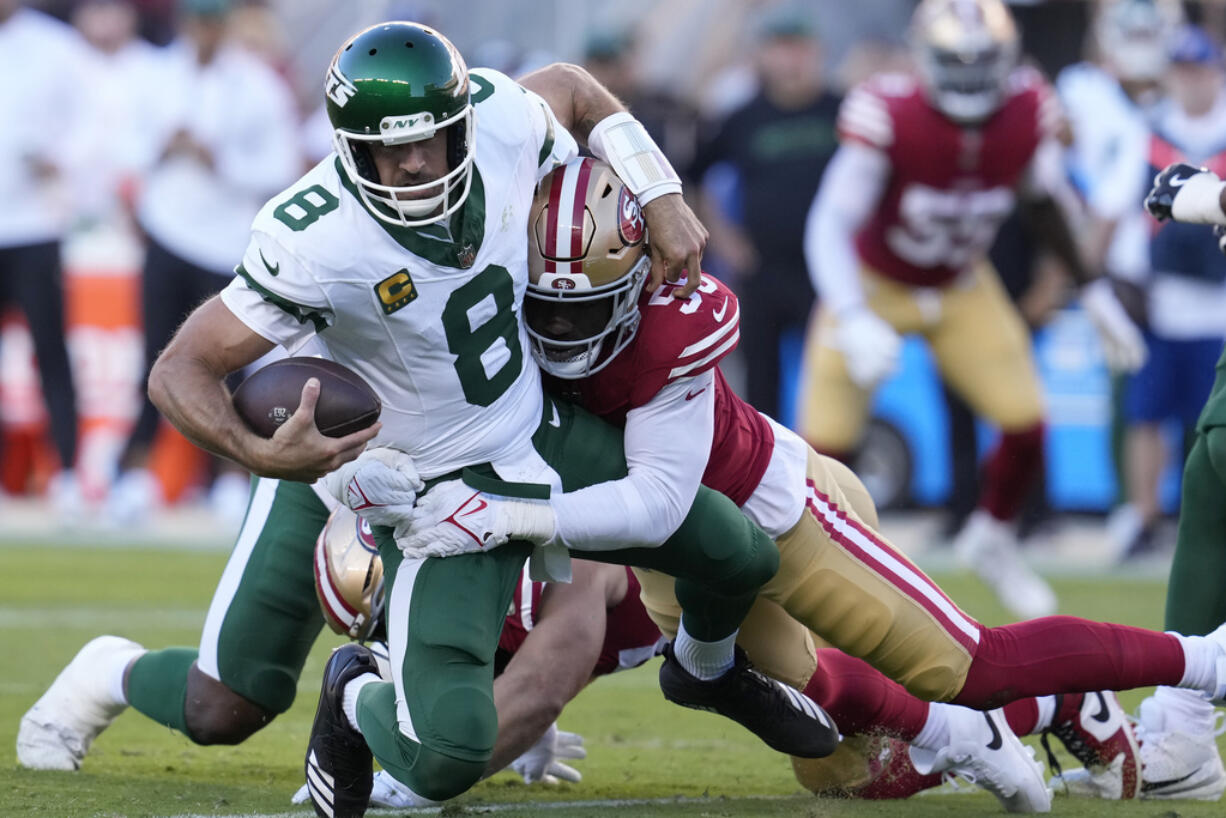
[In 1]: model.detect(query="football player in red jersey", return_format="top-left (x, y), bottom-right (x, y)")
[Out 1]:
top-left (799, 0), bottom-right (1148, 619)
top-left (399, 156), bottom-right (1226, 806)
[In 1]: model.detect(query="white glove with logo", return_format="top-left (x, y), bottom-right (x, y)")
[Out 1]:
top-left (1145, 162), bottom-right (1226, 224)
top-left (292, 770), bottom-right (440, 809)
top-left (322, 446), bottom-right (423, 528)
top-left (1081, 278), bottom-right (1148, 374)
top-left (836, 307), bottom-right (902, 389)
top-left (394, 478), bottom-right (557, 559)
top-left (509, 723), bottom-right (586, 785)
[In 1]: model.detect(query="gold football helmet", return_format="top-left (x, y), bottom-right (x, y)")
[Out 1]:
top-left (910, 0), bottom-right (1020, 123)
top-left (525, 157), bottom-right (650, 379)
top-left (313, 505), bottom-right (385, 641)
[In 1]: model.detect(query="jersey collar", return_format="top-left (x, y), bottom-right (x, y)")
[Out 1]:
top-left (334, 157), bottom-right (487, 269)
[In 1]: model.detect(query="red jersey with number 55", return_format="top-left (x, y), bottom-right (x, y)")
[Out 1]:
top-left (547, 273), bottom-right (774, 507)
top-left (839, 68), bottom-right (1062, 287)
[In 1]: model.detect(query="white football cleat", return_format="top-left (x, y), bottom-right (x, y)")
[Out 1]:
top-left (17, 636), bottom-right (144, 770)
top-left (954, 510), bottom-right (1057, 620)
top-left (1046, 691), bottom-right (1140, 799)
top-left (911, 707), bottom-right (1052, 813)
top-left (1134, 692), bottom-right (1226, 800)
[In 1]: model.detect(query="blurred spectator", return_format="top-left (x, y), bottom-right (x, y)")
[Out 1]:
top-left (1057, 0), bottom-right (1182, 557)
top-left (689, 9), bottom-right (840, 421)
top-left (1118, 25), bottom-right (1226, 559)
top-left (583, 28), bottom-right (699, 174)
top-left (0, 0), bottom-right (93, 508)
top-left (106, 0), bottom-right (299, 525)
top-left (72, 0), bottom-right (165, 228)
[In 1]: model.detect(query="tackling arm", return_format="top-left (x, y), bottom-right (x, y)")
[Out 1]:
top-left (484, 560), bottom-right (623, 774)
top-left (519, 63), bottom-right (704, 298)
top-left (148, 296), bottom-right (378, 481)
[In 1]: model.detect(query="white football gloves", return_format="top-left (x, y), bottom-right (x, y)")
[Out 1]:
top-left (508, 723), bottom-right (586, 784)
top-left (836, 307), bottom-right (902, 389)
top-left (1145, 162), bottom-right (1226, 224)
top-left (1081, 278), bottom-right (1148, 374)
top-left (395, 478), bottom-right (557, 559)
top-left (292, 769), bottom-right (440, 809)
top-left (322, 446), bottom-right (423, 529)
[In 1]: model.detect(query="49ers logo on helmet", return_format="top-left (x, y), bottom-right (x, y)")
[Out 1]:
top-left (551, 278), bottom-right (577, 290)
top-left (617, 188), bottom-right (645, 245)
top-left (356, 516), bottom-right (378, 554)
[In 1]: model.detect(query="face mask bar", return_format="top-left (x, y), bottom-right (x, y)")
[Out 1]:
top-left (334, 106), bottom-right (476, 228)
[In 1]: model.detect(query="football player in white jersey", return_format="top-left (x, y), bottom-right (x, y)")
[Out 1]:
top-left (14, 22), bottom-right (838, 818)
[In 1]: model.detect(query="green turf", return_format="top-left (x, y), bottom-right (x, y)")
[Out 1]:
top-left (1, 543), bottom-right (1223, 816)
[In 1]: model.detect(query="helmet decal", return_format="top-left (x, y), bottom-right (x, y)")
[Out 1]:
top-left (617, 187), bottom-right (645, 245)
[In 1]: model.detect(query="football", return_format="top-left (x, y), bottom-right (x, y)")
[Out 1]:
top-left (232, 357), bottom-right (381, 438)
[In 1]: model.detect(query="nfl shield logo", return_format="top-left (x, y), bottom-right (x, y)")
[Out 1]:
top-left (457, 243), bottom-right (476, 268)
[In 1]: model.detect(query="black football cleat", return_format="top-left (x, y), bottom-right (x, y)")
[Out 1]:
top-left (305, 643), bottom-right (379, 818)
top-left (659, 643), bottom-right (840, 758)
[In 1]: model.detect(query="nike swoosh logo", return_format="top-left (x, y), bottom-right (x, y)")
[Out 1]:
top-left (459, 498), bottom-right (488, 518)
top-left (984, 713), bottom-right (1003, 751)
top-left (1142, 770), bottom-right (1198, 792)
top-left (1170, 175), bottom-right (1190, 188)
top-left (1090, 692), bottom-right (1111, 723)
top-left (548, 402), bottom-right (561, 428)
top-left (259, 249), bottom-right (280, 276)
top-left (712, 297), bottom-right (729, 322)
top-left (685, 387), bottom-right (707, 401)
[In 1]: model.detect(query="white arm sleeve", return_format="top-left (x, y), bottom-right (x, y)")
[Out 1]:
top-left (805, 142), bottom-right (890, 316)
top-left (551, 370), bottom-right (716, 550)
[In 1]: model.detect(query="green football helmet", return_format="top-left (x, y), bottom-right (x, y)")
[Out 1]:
top-left (326, 22), bottom-right (475, 227)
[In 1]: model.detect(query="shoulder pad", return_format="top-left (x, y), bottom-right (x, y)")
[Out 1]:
top-left (838, 75), bottom-right (916, 150)
top-left (1006, 65), bottom-right (1064, 141)
top-left (635, 274), bottom-right (741, 388)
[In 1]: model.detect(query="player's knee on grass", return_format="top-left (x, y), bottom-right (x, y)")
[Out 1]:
top-left (400, 744), bottom-right (488, 802)
top-left (181, 666), bottom-right (273, 745)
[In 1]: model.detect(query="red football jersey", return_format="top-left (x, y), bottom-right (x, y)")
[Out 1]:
top-left (550, 273), bottom-right (775, 507)
top-left (839, 68), bottom-right (1062, 287)
top-left (498, 566), bottom-right (665, 676)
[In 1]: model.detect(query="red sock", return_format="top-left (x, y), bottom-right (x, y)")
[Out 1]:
top-left (954, 617), bottom-right (1185, 709)
top-left (1002, 698), bottom-right (1040, 735)
top-left (979, 423), bottom-right (1044, 521)
top-left (806, 649), bottom-right (930, 740)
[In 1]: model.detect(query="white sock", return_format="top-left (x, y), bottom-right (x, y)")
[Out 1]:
top-left (1032, 695), bottom-right (1057, 732)
top-left (673, 623), bottom-right (736, 681)
top-left (104, 648), bottom-right (145, 708)
top-left (341, 673), bottom-right (380, 733)
top-left (912, 703), bottom-right (952, 751)
top-left (1155, 684), bottom-right (1216, 728)
top-left (1176, 633), bottom-right (1219, 695)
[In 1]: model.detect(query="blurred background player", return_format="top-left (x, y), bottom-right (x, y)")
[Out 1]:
top-left (1057, 0), bottom-right (1181, 560)
top-left (1116, 25), bottom-right (1226, 561)
top-left (798, 0), bottom-right (1146, 619)
top-left (104, 0), bottom-right (299, 526)
top-left (688, 8), bottom-right (841, 423)
top-left (0, 0), bottom-right (93, 511)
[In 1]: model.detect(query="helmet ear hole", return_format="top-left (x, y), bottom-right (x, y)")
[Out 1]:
top-left (447, 120), bottom-right (467, 172)
top-left (349, 142), bottom-right (379, 184)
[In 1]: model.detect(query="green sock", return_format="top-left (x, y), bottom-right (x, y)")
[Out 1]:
top-left (125, 648), bottom-right (197, 735)
top-left (1165, 430), bottom-right (1226, 636)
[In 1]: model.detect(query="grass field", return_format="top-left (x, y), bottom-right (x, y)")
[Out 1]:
top-left (2, 540), bottom-right (1225, 817)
